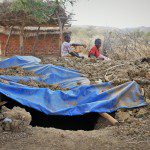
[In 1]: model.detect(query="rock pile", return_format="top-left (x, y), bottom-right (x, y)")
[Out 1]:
top-left (42, 57), bottom-right (150, 99)
top-left (0, 107), bottom-right (31, 132)
top-left (0, 66), bottom-right (37, 77)
top-left (18, 80), bottom-right (70, 91)
top-left (115, 107), bottom-right (149, 123)
top-left (0, 66), bottom-right (70, 91)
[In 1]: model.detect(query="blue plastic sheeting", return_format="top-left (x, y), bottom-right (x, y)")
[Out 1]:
top-left (0, 56), bottom-right (146, 116)
top-left (0, 81), bottom-right (146, 115)
top-left (0, 56), bottom-right (90, 88)
top-left (0, 56), bottom-right (41, 68)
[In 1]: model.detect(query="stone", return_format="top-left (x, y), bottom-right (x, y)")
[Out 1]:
top-left (2, 107), bottom-right (32, 131)
top-left (116, 111), bottom-right (131, 122)
top-left (136, 108), bottom-right (147, 118)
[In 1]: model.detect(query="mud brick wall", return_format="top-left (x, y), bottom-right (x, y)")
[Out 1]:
top-left (0, 33), bottom-right (60, 57)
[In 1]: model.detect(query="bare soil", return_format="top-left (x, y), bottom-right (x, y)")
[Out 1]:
top-left (0, 110), bottom-right (149, 150)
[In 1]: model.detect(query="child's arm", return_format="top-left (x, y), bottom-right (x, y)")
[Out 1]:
top-left (99, 54), bottom-right (111, 61)
top-left (71, 43), bottom-right (86, 48)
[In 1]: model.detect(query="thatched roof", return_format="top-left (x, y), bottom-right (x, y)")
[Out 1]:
top-left (0, 0), bottom-right (70, 27)
top-left (0, 26), bottom-right (70, 36)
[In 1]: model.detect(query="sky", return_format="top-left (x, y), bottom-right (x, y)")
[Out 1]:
top-left (68, 0), bottom-right (150, 28)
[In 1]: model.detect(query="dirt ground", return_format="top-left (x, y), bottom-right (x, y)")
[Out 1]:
top-left (0, 112), bottom-right (149, 150)
top-left (0, 57), bottom-right (150, 150)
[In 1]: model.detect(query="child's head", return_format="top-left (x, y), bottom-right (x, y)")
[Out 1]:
top-left (95, 39), bottom-right (101, 49)
top-left (64, 34), bottom-right (71, 43)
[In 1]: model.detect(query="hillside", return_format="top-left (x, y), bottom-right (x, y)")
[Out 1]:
top-left (71, 25), bottom-right (150, 33)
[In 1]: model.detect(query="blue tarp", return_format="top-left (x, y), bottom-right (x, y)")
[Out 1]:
top-left (0, 56), bottom-right (146, 116)
top-left (0, 56), bottom-right (89, 88)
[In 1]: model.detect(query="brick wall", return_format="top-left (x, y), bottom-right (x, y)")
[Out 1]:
top-left (0, 33), bottom-right (60, 57)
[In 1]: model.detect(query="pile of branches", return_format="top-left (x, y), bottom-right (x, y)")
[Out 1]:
top-left (102, 30), bottom-right (150, 60)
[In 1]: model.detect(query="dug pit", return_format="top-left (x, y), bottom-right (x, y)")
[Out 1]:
top-left (1, 94), bottom-right (114, 131)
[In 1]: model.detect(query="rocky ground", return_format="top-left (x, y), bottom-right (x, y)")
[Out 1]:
top-left (0, 106), bottom-right (149, 150)
top-left (18, 80), bottom-right (70, 91)
top-left (41, 57), bottom-right (150, 99)
top-left (0, 57), bottom-right (150, 150)
top-left (0, 66), bottom-right (37, 77)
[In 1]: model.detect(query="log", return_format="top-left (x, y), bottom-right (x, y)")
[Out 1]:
top-left (0, 101), bottom-right (7, 107)
top-left (100, 113), bottom-right (119, 126)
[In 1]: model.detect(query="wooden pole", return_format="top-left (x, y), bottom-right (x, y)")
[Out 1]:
top-left (41, 31), bottom-right (48, 56)
top-left (32, 26), bottom-right (40, 55)
top-left (100, 113), bottom-right (119, 126)
top-left (20, 25), bottom-right (24, 55)
top-left (59, 24), bottom-right (63, 57)
top-left (4, 26), bottom-right (13, 56)
top-left (0, 101), bottom-right (7, 107)
top-left (57, 13), bottom-right (64, 57)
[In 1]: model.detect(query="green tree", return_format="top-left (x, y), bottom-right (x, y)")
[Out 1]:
top-left (10, 0), bottom-right (56, 24)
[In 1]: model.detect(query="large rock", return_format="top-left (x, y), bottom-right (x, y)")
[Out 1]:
top-left (2, 107), bottom-right (32, 131)
top-left (136, 108), bottom-right (148, 118)
top-left (115, 110), bottom-right (131, 122)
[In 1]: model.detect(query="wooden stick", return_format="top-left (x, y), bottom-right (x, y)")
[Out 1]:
top-left (0, 101), bottom-right (7, 107)
top-left (100, 113), bottom-right (119, 126)
top-left (4, 26), bottom-right (13, 56)
top-left (32, 26), bottom-right (40, 55)
top-left (57, 13), bottom-right (64, 57)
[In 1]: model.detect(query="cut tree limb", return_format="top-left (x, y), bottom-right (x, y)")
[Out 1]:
top-left (100, 113), bottom-right (119, 126)
top-left (0, 101), bottom-right (7, 107)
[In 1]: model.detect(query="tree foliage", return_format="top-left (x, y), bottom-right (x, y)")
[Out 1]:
top-left (10, 0), bottom-right (57, 24)
top-left (0, 0), bottom-right (76, 26)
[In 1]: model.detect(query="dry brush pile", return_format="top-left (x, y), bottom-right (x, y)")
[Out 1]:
top-left (102, 30), bottom-right (150, 60)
